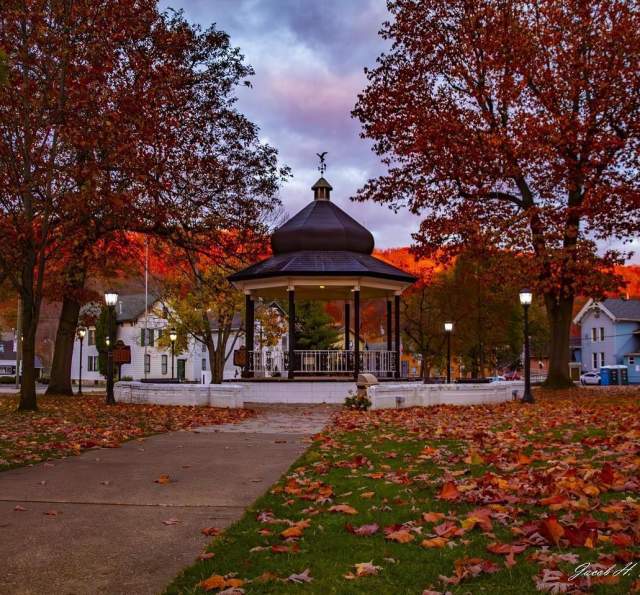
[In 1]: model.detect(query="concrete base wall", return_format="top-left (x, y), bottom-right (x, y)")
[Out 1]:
top-left (114, 382), bottom-right (244, 408)
top-left (368, 382), bottom-right (524, 409)
top-left (238, 381), bottom-right (357, 404)
top-left (114, 380), bottom-right (524, 409)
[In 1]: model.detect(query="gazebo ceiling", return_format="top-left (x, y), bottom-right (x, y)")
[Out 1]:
top-left (228, 175), bottom-right (416, 295)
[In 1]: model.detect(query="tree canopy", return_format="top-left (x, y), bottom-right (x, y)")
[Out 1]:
top-left (354, 0), bottom-right (640, 386)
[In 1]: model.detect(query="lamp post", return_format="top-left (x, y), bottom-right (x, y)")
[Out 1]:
top-left (104, 290), bottom-right (118, 404)
top-left (444, 322), bottom-right (453, 384)
top-left (519, 289), bottom-right (534, 403)
top-left (77, 327), bottom-right (86, 396)
top-left (169, 328), bottom-right (177, 381)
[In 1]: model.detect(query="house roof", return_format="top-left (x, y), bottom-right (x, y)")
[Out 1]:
top-left (600, 298), bottom-right (640, 320)
top-left (113, 293), bottom-right (161, 323)
top-left (574, 297), bottom-right (640, 324)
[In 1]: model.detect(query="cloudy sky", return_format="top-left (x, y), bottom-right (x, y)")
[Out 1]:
top-left (159, 0), bottom-right (420, 249)
top-left (160, 0), bottom-right (638, 261)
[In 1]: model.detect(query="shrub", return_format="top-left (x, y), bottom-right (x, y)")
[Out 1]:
top-left (344, 390), bottom-right (371, 411)
top-left (0, 376), bottom-right (16, 384)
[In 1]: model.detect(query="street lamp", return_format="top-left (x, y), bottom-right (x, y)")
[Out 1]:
top-left (77, 327), bottom-right (86, 396)
top-left (169, 328), bottom-right (177, 381)
top-left (444, 322), bottom-right (453, 384)
top-left (104, 290), bottom-right (118, 404)
top-left (519, 289), bottom-right (534, 403)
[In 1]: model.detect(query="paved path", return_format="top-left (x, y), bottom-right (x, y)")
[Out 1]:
top-left (0, 404), bottom-right (336, 595)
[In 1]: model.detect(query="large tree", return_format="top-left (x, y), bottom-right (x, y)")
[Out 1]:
top-left (354, 0), bottom-right (640, 387)
top-left (0, 0), bottom-right (187, 408)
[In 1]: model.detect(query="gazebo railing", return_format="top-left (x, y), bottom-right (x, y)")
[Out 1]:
top-left (248, 349), bottom-right (396, 375)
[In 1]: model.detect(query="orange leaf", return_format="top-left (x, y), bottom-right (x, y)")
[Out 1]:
top-left (421, 537), bottom-right (448, 548)
top-left (386, 529), bottom-right (414, 543)
top-left (329, 504), bottom-right (358, 515)
top-left (439, 481), bottom-right (460, 501)
top-left (541, 517), bottom-right (565, 546)
top-left (281, 525), bottom-right (304, 539)
top-left (154, 474), bottom-right (171, 485)
top-left (198, 575), bottom-right (226, 591)
top-left (422, 512), bottom-right (445, 523)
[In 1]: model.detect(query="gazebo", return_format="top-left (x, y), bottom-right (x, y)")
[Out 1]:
top-left (228, 175), bottom-right (416, 380)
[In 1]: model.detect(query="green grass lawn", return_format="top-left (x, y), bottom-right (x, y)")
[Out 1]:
top-left (166, 388), bottom-right (640, 594)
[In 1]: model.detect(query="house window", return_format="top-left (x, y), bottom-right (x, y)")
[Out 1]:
top-left (600, 327), bottom-right (605, 341)
top-left (0, 344), bottom-right (4, 353)
top-left (87, 355), bottom-right (99, 372)
top-left (201, 342), bottom-right (207, 353)
top-left (88, 329), bottom-right (96, 346)
top-left (144, 354), bottom-right (151, 374)
top-left (592, 353), bottom-right (598, 369)
top-left (591, 328), bottom-right (597, 342)
top-left (629, 356), bottom-right (635, 365)
top-left (140, 328), bottom-right (155, 347)
top-left (202, 358), bottom-right (207, 371)
top-left (600, 352), bottom-right (605, 367)
top-left (161, 355), bottom-right (168, 375)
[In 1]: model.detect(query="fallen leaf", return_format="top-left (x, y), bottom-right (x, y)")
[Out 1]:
top-left (287, 569), bottom-right (313, 583)
top-left (198, 575), bottom-right (226, 591)
top-left (162, 518), bottom-right (180, 525)
top-left (439, 481), bottom-right (460, 501)
top-left (346, 523), bottom-right (380, 536)
top-left (540, 517), bottom-right (565, 546)
top-left (155, 474), bottom-right (171, 485)
top-left (421, 537), bottom-right (448, 548)
top-left (329, 504), bottom-right (358, 515)
top-left (386, 529), bottom-right (415, 543)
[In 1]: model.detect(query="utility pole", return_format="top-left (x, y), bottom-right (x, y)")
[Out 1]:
top-left (15, 297), bottom-right (21, 390)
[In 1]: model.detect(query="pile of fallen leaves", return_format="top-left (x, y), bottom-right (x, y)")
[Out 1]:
top-left (167, 387), bottom-right (640, 594)
top-left (0, 395), bottom-right (252, 470)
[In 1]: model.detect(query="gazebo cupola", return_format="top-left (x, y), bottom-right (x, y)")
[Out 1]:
top-left (229, 164), bottom-right (415, 380)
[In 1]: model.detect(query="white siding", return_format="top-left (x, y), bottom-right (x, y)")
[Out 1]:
top-left (70, 313), bottom-right (249, 383)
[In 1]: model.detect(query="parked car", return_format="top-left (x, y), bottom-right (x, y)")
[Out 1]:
top-left (580, 371), bottom-right (601, 385)
top-left (488, 376), bottom-right (506, 383)
top-left (503, 371), bottom-right (521, 381)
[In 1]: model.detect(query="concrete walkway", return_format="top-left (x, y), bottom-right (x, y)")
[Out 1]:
top-left (0, 404), bottom-right (336, 595)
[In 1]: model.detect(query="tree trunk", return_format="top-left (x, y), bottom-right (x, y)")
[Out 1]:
top-left (18, 294), bottom-right (38, 411)
top-left (46, 295), bottom-right (81, 395)
top-left (543, 293), bottom-right (574, 388)
top-left (210, 345), bottom-right (225, 384)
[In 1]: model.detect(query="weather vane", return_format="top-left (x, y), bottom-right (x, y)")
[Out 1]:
top-left (316, 151), bottom-right (328, 175)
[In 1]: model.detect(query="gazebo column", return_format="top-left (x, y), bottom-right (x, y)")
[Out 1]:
top-left (353, 289), bottom-right (360, 380)
top-left (344, 302), bottom-right (350, 350)
top-left (288, 287), bottom-right (295, 379)
top-left (244, 293), bottom-right (254, 378)
top-left (386, 299), bottom-right (393, 378)
top-left (394, 292), bottom-right (401, 379)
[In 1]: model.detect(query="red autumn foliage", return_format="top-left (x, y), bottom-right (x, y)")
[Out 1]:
top-left (354, 0), bottom-right (640, 387)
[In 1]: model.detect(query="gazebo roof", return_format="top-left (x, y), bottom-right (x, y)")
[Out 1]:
top-left (228, 250), bottom-right (414, 283)
top-left (228, 176), bottom-right (416, 289)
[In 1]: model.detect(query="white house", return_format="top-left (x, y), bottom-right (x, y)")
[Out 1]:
top-left (0, 336), bottom-right (43, 379)
top-left (70, 295), bottom-right (247, 385)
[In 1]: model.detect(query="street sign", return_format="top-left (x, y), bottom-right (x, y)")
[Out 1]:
top-left (112, 343), bottom-right (131, 365)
